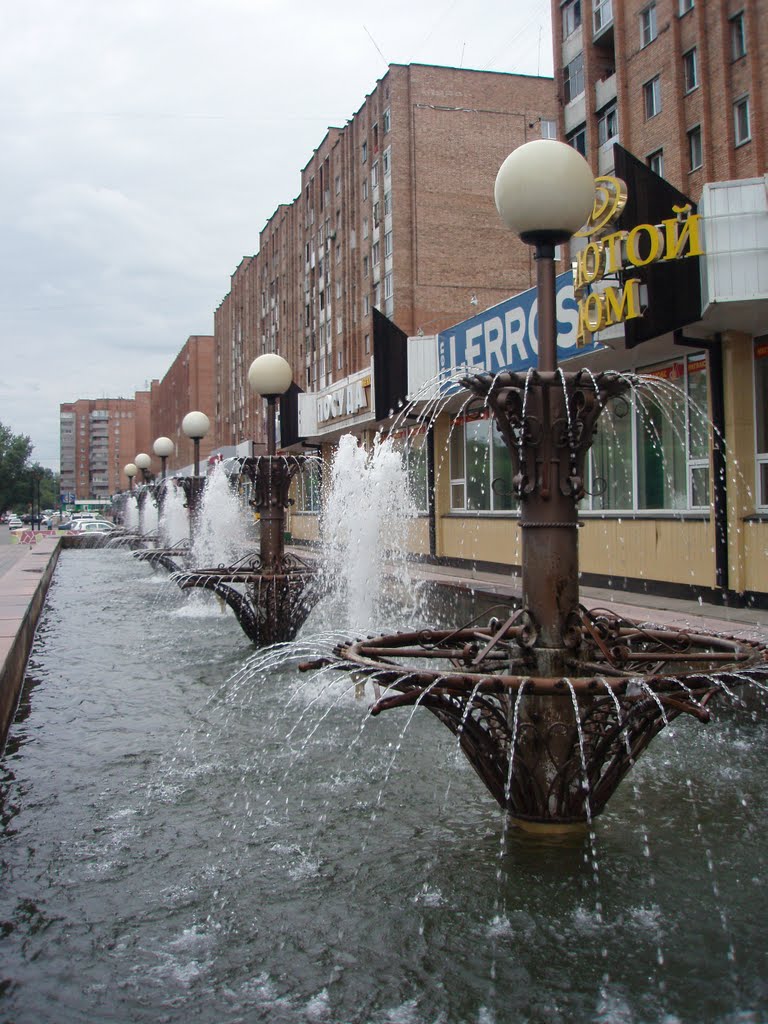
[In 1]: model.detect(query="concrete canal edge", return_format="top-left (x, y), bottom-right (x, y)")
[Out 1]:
top-left (0, 536), bottom-right (61, 752)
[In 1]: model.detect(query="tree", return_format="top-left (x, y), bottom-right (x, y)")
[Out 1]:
top-left (0, 422), bottom-right (34, 514)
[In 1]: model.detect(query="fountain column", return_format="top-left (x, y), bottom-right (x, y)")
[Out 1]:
top-left (494, 141), bottom-right (596, 669)
top-left (248, 353), bottom-right (294, 573)
top-left (181, 410), bottom-right (211, 538)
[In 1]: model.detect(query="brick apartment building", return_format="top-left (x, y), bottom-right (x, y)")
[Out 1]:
top-left (149, 335), bottom-right (216, 475)
top-left (59, 396), bottom-right (151, 503)
top-left (553, 0), bottom-right (766, 187)
top-left (213, 63), bottom-right (558, 450)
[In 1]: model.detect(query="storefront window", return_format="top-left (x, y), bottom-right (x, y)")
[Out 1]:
top-left (296, 462), bottom-right (321, 512)
top-left (466, 418), bottom-right (491, 510)
top-left (402, 431), bottom-right (429, 513)
top-left (449, 354), bottom-right (711, 516)
top-left (589, 394), bottom-right (634, 510)
top-left (589, 354), bottom-right (709, 512)
top-left (450, 415), bottom-right (519, 512)
top-left (754, 339), bottom-right (768, 508)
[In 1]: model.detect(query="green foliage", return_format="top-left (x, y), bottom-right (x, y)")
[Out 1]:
top-left (0, 422), bottom-right (58, 514)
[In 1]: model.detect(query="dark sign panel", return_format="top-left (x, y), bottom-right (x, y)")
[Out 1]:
top-left (613, 144), bottom-right (702, 348)
top-left (373, 307), bottom-right (408, 420)
top-left (280, 381), bottom-right (304, 448)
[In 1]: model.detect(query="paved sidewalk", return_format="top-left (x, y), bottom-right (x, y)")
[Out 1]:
top-left (0, 534), bottom-right (60, 748)
top-left (409, 560), bottom-right (768, 639)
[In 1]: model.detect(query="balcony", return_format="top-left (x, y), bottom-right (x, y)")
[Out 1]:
top-left (595, 72), bottom-right (617, 113)
top-left (593, 0), bottom-right (614, 41)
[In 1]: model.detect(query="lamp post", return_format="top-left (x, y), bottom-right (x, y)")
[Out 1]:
top-left (493, 139), bottom-right (595, 663)
top-left (247, 353), bottom-right (293, 571)
top-left (181, 411), bottom-right (210, 528)
top-left (134, 452), bottom-right (152, 483)
top-left (153, 436), bottom-right (174, 480)
top-left (124, 463), bottom-right (138, 491)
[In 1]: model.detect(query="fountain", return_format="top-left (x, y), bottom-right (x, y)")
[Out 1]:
top-left (171, 355), bottom-right (319, 646)
top-left (2, 544), bottom-right (767, 1022)
top-left (302, 141), bottom-right (768, 831)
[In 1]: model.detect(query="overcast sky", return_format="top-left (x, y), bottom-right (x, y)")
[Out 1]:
top-left (0, 0), bottom-right (553, 474)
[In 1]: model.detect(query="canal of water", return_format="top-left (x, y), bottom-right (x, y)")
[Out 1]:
top-left (1, 549), bottom-right (766, 1022)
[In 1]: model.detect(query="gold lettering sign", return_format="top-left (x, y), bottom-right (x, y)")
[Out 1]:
top-left (574, 176), bottom-right (704, 346)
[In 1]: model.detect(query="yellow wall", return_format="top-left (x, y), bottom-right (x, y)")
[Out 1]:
top-left (723, 332), bottom-right (758, 594)
top-left (579, 517), bottom-right (715, 588)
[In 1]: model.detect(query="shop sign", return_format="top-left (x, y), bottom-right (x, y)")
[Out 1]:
top-left (437, 271), bottom-right (599, 392)
top-left (574, 176), bottom-right (704, 344)
top-left (315, 371), bottom-right (372, 426)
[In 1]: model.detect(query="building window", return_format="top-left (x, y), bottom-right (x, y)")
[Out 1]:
top-left (296, 463), bottom-right (321, 513)
top-left (563, 53), bottom-right (585, 104)
top-left (593, 0), bottom-right (613, 33)
top-left (384, 190), bottom-right (392, 216)
top-left (363, 217), bottom-right (369, 240)
top-left (362, 179), bottom-right (368, 201)
top-left (383, 108), bottom-right (391, 133)
top-left (363, 254), bottom-right (369, 277)
top-left (383, 147), bottom-right (391, 176)
top-left (734, 96), bottom-right (751, 146)
top-left (683, 48), bottom-right (698, 92)
top-left (679, 0), bottom-right (693, 13)
top-left (754, 340), bottom-right (768, 507)
top-left (644, 75), bottom-right (661, 119)
top-left (562, 0), bottom-right (581, 37)
top-left (371, 161), bottom-right (379, 188)
top-left (449, 414), bottom-right (518, 512)
top-left (688, 125), bottom-right (702, 170)
top-left (384, 230), bottom-right (393, 257)
top-left (361, 140), bottom-right (368, 164)
top-left (647, 149), bottom-right (664, 177)
top-left (363, 295), bottom-right (370, 316)
top-left (567, 124), bottom-right (587, 156)
top-left (586, 354), bottom-right (709, 512)
top-left (640, 3), bottom-right (657, 46)
top-left (730, 12), bottom-right (746, 60)
top-left (336, 350), bottom-right (343, 370)
top-left (372, 240), bottom-right (380, 266)
top-left (384, 271), bottom-right (393, 299)
top-left (540, 119), bottom-right (557, 139)
top-left (597, 104), bottom-right (618, 147)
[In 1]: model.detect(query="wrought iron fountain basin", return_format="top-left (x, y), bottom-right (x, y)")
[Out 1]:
top-left (310, 606), bottom-right (768, 828)
top-left (305, 364), bottom-right (768, 828)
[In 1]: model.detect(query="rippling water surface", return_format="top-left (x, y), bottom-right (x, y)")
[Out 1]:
top-left (1, 549), bottom-right (767, 1023)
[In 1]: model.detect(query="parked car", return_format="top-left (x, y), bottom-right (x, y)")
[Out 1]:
top-left (71, 520), bottom-right (117, 534)
top-left (7, 516), bottom-right (23, 530)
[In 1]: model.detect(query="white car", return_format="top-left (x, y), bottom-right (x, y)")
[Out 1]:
top-left (7, 516), bottom-right (23, 530)
top-left (71, 520), bottom-right (117, 534)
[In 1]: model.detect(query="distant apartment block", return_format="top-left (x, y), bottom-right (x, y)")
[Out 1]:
top-left (59, 396), bottom-right (151, 502)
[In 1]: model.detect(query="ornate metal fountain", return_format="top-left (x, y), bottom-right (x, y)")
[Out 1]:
top-left (302, 141), bottom-right (768, 830)
top-left (171, 355), bottom-right (319, 646)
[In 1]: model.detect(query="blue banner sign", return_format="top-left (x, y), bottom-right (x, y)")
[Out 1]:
top-left (437, 270), bottom-right (601, 393)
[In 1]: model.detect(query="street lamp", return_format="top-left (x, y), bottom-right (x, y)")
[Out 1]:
top-left (247, 353), bottom-right (293, 571)
top-left (181, 411), bottom-right (210, 478)
top-left (494, 139), bottom-right (595, 372)
top-left (124, 463), bottom-right (138, 491)
top-left (248, 353), bottom-right (293, 456)
top-left (181, 411), bottom-right (210, 528)
top-left (153, 436), bottom-right (174, 480)
top-left (134, 452), bottom-right (152, 483)
top-left (493, 139), bottom-right (595, 656)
